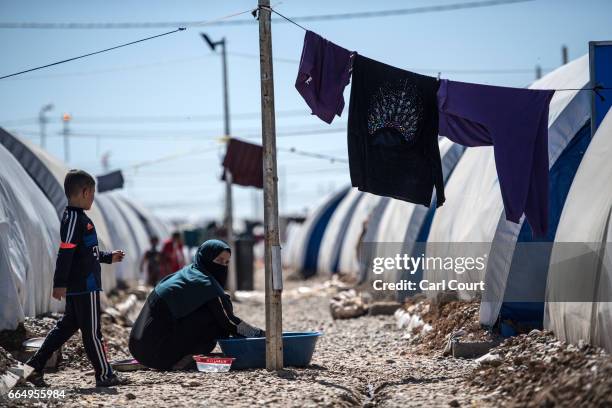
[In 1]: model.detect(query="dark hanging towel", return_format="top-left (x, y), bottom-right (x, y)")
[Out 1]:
top-left (437, 79), bottom-right (555, 236)
top-left (347, 55), bottom-right (444, 207)
top-left (96, 170), bottom-right (124, 193)
top-left (222, 138), bottom-right (263, 189)
top-left (295, 30), bottom-right (355, 124)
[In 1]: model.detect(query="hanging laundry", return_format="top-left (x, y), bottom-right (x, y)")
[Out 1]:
top-left (222, 138), bottom-right (263, 189)
top-left (437, 79), bottom-right (554, 236)
top-left (96, 170), bottom-right (124, 193)
top-left (348, 55), bottom-right (445, 207)
top-left (295, 30), bottom-right (355, 124)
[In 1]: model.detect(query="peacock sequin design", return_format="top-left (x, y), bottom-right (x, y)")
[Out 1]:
top-left (367, 79), bottom-right (423, 145)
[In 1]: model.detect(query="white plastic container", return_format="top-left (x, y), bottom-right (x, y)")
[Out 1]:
top-left (193, 355), bottom-right (235, 373)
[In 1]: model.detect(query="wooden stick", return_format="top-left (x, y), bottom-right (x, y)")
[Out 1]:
top-left (258, 0), bottom-right (283, 370)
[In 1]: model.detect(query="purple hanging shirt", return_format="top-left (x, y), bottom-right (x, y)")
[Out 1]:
top-left (295, 31), bottom-right (355, 124)
top-left (437, 79), bottom-right (555, 237)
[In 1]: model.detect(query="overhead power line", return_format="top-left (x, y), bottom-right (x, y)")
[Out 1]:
top-left (126, 145), bottom-right (220, 170)
top-left (277, 146), bottom-right (348, 163)
top-left (0, 109), bottom-right (310, 126)
top-left (8, 126), bottom-right (348, 140)
top-left (0, 0), bottom-right (534, 29)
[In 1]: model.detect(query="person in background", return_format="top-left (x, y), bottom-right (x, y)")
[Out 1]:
top-left (26, 170), bottom-right (128, 387)
top-left (160, 231), bottom-right (185, 279)
top-left (140, 236), bottom-right (161, 286)
top-left (129, 239), bottom-right (264, 370)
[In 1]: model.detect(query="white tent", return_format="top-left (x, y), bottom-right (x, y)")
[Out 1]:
top-left (285, 187), bottom-right (350, 277)
top-left (117, 195), bottom-right (171, 243)
top-left (0, 144), bottom-right (63, 331)
top-left (545, 108), bottom-right (612, 352)
top-left (335, 193), bottom-right (382, 276)
top-left (0, 131), bottom-right (117, 292)
top-left (317, 189), bottom-right (381, 276)
top-left (425, 55), bottom-right (591, 306)
top-left (97, 192), bottom-right (171, 283)
top-left (96, 194), bottom-right (142, 282)
top-left (0, 128), bottom-right (65, 217)
top-left (281, 220), bottom-right (302, 269)
top-left (102, 193), bottom-right (151, 283)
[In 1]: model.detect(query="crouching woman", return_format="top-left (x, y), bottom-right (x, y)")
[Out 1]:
top-left (128, 239), bottom-right (263, 370)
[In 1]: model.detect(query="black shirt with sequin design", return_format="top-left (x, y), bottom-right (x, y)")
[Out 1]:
top-left (347, 55), bottom-right (444, 207)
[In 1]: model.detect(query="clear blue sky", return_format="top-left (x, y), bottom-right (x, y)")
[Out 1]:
top-left (1, 0), bottom-right (611, 222)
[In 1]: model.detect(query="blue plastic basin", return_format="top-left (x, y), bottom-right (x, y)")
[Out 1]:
top-left (218, 331), bottom-right (322, 369)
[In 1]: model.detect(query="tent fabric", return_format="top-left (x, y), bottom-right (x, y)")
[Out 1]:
top-left (284, 187), bottom-right (349, 277)
top-left (0, 128), bottom-right (66, 218)
top-left (317, 188), bottom-right (367, 275)
top-left (103, 193), bottom-right (151, 283)
top-left (424, 145), bottom-right (500, 300)
top-left (497, 124), bottom-right (590, 330)
top-left (480, 55), bottom-right (591, 325)
top-left (545, 108), bottom-right (612, 352)
top-left (0, 131), bottom-right (116, 292)
top-left (0, 144), bottom-right (63, 331)
top-left (336, 193), bottom-right (382, 276)
top-left (113, 193), bottom-right (157, 261)
top-left (96, 194), bottom-right (141, 282)
top-left (120, 197), bottom-right (171, 243)
top-left (281, 220), bottom-right (302, 268)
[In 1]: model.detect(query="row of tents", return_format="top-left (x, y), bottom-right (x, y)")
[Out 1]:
top-left (0, 128), bottom-right (171, 331)
top-left (283, 54), bottom-right (612, 352)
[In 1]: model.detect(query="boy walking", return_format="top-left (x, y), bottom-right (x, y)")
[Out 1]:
top-left (27, 170), bottom-right (128, 387)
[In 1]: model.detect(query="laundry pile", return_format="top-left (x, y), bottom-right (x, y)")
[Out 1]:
top-left (470, 330), bottom-right (612, 407)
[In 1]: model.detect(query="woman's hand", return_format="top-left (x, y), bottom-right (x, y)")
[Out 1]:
top-left (237, 321), bottom-right (265, 338)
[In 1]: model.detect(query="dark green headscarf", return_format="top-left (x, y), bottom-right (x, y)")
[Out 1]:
top-left (154, 239), bottom-right (231, 319)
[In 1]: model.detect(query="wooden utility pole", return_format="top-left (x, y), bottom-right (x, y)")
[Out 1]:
top-left (258, 0), bottom-right (283, 370)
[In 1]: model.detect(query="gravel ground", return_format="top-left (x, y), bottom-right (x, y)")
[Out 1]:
top-left (3, 277), bottom-right (493, 407)
top-left (470, 330), bottom-right (612, 407)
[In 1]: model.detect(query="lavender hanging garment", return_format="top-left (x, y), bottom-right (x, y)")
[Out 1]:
top-left (348, 55), bottom-right (444, 207)
top-left (437, 79), bottom-right (554, 236)
top-left (295, 30), bottom-right (355, 124)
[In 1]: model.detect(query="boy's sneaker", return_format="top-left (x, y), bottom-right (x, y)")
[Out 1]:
top-left (26, 370), bottom-right (47, 387)
top-left (95, 374), bottom-right (130, 387)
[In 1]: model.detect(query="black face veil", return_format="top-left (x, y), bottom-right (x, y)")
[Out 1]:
top-left (194, 239), bottom-right (231, 288)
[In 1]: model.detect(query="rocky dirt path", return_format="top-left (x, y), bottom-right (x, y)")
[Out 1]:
top-left (6, 284), bottom-right (493, 407)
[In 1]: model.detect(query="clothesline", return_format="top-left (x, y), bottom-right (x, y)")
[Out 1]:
top-left (259, 4), bottom-right (609, 99)
top-left (0, 5), bottom-right (260, 80)
top-left (0, 28), bottom-right (186, 80)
